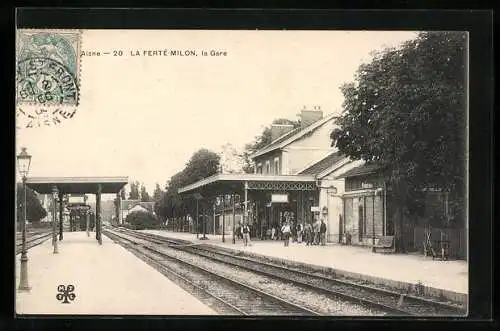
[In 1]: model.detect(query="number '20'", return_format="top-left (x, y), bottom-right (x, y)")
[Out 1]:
top-left (113, 50), bottom-right (123, 56)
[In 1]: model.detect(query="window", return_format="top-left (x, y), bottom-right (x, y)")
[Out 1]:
top-left (256, 163), bottom-right (262, 174)
top-left (274, 157), bottom-right (280, 175)
top-left (265, 161), bottom-right (271, 174)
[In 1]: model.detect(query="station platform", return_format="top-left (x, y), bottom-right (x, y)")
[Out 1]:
top-left (15, 231), bottom-right (216, 315)
top-left (142, 230), bottom-right (468, 300)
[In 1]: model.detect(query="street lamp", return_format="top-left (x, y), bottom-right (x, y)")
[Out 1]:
top-left (60, 194), bottom-right (69, 240)
top-left (17, 147), bottom-right (31, 291)
top-left (84, 195), bottom-right (90, 237)
top-left (327, 186), bottom-right (338, 196)
top-left (193, 193), bottom-right (203, 239)
top-left (52, 186), bottom-right (59, 254)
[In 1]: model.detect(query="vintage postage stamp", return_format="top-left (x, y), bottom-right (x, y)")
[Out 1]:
top-left (16, 30), bottom-right (81, 128)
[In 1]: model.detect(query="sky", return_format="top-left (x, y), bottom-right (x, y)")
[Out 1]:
top-left (16, 30), bottom-right (418, 198)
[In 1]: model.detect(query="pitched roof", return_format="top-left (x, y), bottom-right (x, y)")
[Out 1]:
top-left (251, 113), bottom-right (337, 159)
top-left (121, 200), bottom-right (155, 212)
top-left (298, 152), bottom-right (346, 175)
top-left (336, 163), bottom-right (382, 179)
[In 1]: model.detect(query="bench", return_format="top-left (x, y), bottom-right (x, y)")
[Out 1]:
top-left (435, 240), bottom-right (450, 260)
top-left (373, 235), bottom-right (396, 253)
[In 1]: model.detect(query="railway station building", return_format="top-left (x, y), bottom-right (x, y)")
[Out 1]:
top-left (178, 108), bottom-right (363, 243)
top-left (337, 163), bottom-right (467, 259)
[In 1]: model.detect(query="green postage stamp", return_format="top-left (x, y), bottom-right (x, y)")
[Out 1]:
top-left (16, 30), bottom-right (82, 128)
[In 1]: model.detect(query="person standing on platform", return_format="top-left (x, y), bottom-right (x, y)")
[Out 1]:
top-left (320, 219), bottom-right (327, 246)
top-left (236, 222), bottom-right (242, 240)
top-left (302, 222), bottom-right (309, 245)
top-left (281, 222), bottom-right (291, 247)
top-left (296, 222), bottom-right (303, 243)
top-left (242, 223), bottom-right (251, 247)
top-left (313, 218), bottom-right (320, 245)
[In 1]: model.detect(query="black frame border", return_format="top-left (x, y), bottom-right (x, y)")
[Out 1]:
top-left (1, 7), bottom-right (494, 331)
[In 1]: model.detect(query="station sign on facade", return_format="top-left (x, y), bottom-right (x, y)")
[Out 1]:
top-left (68, 195), bottom-right (85, 204)
top-left (271, 194), bottom-right (289, 203)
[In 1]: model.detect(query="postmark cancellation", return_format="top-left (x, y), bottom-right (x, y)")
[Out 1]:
top-left (16, 29), bottom-right (82, 128)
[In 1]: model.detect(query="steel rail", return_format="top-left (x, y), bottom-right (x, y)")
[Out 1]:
top-left (105, 229), bottom-right (321, 316)
top-left (121, 228), bottom-right (466, 316)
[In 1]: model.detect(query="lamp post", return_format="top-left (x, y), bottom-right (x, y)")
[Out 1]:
top-left (221, 195), bottom-right (225, 243)
top-left (213, 200), bottom-right (216, 236)
top-left (193, 193), bottom-right (203, 239)
top-left (201, 209), bottom-right (208, 240)
top-left (17, 147), bottom-right (31, 291)
top-left (84, 195), bottom-right (90, 237)
top-left (52, 186), bottom-right (59, 254)
top-left (372, 191), bottom-right (376, 252)
top-left (232, 194), bottom-right (236, 244)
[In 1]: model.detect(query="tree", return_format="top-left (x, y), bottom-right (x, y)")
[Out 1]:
top-left (128, 181), bottom-right (140, 200)
top-left (152, 183), bottom-right (164, 217)
top-left (156, 149), bottom-right (221, 230)
top-left (16, 183), bottom-right (47, 226)
top-left (183, 149), bottom-right (221, 186)
top-left (242, 118), bottom-right (301, 173)
top-left (125, 210), bottom-right (160, 230)
top-left (152, 183), bottom-right (163, 201)
top-left (218, 143), bottom-right (244, 174)
top-left (330, 32), bottom-right (467, 250)
top-left (140, 184), bottom-right (151, 202)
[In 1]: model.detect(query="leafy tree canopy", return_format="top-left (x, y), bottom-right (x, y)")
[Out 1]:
top-left (125, 210), bottom-right (160, 230)
top-left (331, 32), bottom-right (466, 199)
top-left (183, 149), bottom-right (221, 186)
top-left (128, 181), bottom-right (140, 200)
top-left (156, 149), bottom-right (221, 221)
top-left (17, 183), bottom-right (47, 224)
top-left (140, 184), bottom-right (151, 202)
top-left (152, 183), bottom-right (163, 201)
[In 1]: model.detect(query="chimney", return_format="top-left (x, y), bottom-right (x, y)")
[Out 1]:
top-left (270, 124), bottom-right (295, 141)
top-left (300, 106), bottom-right (323, 128)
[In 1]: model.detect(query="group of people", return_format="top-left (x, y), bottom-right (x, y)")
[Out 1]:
top-left (234, 217), bottom-right (328, 248)
top-left (235, 222), bottom-right (252, 247)
top-left (277, 218), bottom-right (327, 247)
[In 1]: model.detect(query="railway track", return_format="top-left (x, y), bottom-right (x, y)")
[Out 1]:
top-left (104, 229), bottom-right (322, 316)
top-left (16, 231), bottom-right (53, 255)
top-left (113, 228), bottom-right (467, 317)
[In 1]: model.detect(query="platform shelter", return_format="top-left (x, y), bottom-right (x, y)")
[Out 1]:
top-left (178, 173), bottom-right (320, 239)
top-left (26, 176), bottom-right (128, 245)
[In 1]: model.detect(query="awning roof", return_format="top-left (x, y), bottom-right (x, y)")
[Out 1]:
top-left (335, 163), bottom-right (382, 179)
top-left (26, 176), bottom-right (128, 194)
top-left (178, 173), bottom-right (317, 196)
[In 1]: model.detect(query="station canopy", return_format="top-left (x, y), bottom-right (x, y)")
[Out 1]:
top-left (177, 173), bottom-right (318, 197)
top-left (26, 176), bottom-right (128, 195)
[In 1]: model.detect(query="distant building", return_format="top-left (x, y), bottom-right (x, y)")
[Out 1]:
top-left (120, 200), bottom-right (156, 223)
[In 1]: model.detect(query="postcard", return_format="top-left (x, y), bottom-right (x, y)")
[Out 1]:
top-left (15, 28), bottom-right (468, 317)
